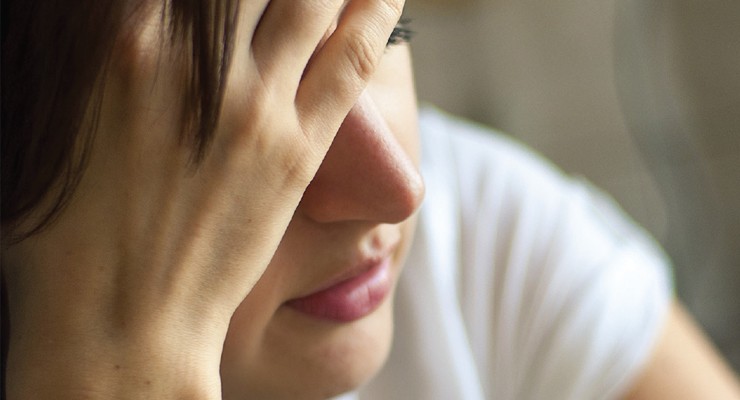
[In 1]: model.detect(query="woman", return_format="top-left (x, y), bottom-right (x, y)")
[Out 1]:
top-left (2, 0), bottom-right (739, 399)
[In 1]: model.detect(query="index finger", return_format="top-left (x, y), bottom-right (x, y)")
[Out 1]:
top-left (295, 0), bottom-right (405, 142)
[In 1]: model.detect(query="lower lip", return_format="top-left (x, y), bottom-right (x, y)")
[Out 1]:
top-left (285, 259), bottom-right (392, 322)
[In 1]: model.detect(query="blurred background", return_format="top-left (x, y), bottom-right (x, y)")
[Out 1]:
top-left (405, 0), bottom-right (740, 372)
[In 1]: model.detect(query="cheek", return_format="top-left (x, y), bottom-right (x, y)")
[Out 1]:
top-left (367, 46), bottom-right (420, 165)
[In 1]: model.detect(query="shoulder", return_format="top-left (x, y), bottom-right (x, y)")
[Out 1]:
top-left (417, 106), bottom-right (651, 258)
top-left (418, 106), bottom-right (578, 223)
top-left (418, 106), bottom-right (563, 184)
top-left (418, 105), bottom-right (665, 248)
top-left (415, 106), bottom-right (675, 398)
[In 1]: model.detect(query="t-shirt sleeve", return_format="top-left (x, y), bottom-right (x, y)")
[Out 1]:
top-left (500, 182), bottom-right (672, 400)
top-left (442, 113), bottom-right (674, 399)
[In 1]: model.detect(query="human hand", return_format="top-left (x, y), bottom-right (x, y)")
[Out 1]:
top-left (3, 0), bottom-right (405, 398)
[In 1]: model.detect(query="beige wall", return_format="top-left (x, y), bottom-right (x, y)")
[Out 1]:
top-left (405, 0), bottom-right (740, 371)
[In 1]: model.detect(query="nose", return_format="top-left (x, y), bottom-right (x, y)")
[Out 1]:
top-left (298, 92), bottom-right (425, 224)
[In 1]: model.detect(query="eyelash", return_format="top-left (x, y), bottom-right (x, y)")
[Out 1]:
top-left (387, 18), bottom-right (414, 47)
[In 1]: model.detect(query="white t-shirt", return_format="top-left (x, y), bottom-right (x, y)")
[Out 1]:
top-left (339, 108), bottom-right (673, 400)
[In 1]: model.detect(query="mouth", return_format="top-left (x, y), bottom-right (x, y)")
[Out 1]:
top-left (284, 255), bottom-right (394, 323)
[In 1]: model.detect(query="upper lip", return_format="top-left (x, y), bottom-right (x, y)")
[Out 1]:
top-left (287, 241), bottom-right (399, 300)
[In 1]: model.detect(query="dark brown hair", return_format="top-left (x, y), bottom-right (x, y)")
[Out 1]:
top-left (1, 0), bottom-right (241, 394)
top-left (1, 0), bottom-right (240, 244)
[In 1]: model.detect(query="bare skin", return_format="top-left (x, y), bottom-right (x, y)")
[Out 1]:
top-left (624, 301), bottom-right (740, 400)
top-left (2, 0), bottom-right (406, 398)
top-left (3, 0), bottom-right (739, 399)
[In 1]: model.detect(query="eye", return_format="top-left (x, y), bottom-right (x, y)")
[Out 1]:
top-left (387, 18), bottom-right (414, 47)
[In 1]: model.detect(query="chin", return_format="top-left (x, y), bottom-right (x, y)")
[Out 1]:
top-left (221, 295), bottom-right (395, 400)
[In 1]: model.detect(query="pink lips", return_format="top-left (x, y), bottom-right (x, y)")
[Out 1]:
top-left (285, 258), bottom-right (392, 322)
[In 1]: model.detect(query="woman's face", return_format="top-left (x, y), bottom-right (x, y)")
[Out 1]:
top-left (218, 14), bottom-right (423, 400)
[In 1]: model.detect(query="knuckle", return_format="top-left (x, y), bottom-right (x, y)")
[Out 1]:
top-left (344, 33), bottom-right (380, 83)
top-left (340, 0), bottom-right (405, 83)
top-left (379, 0), bottom-right (405, 20)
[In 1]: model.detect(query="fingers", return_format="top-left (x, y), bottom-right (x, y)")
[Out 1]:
top-left (251, 0), bottom-right (345, 85)
top-left (296, 0), bottom-right (405, 140)
top-left (221, 0), bottom-right (404, 159)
